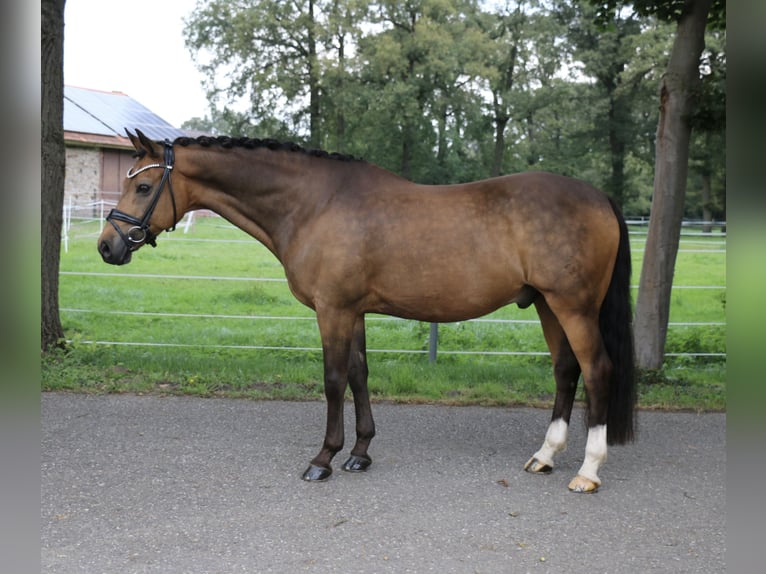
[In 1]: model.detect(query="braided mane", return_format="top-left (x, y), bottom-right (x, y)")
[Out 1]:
top-left (173, 135), bottom-right (363, 163)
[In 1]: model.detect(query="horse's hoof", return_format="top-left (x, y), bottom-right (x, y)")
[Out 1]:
top-left (342, 454), bottom-right (372, 473)
top-left (568, 475), bottom-right (600, 493)
top-left (302, 464), bottom-right (332, 482)
top-left (524, 457), bottom-right (553, 474)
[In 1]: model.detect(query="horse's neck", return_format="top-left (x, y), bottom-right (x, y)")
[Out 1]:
top-left (184, 147), bottom-right (330, 259)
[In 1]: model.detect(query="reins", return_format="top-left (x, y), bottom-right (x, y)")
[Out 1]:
top-left (105, 139), bottom-right (178, 249)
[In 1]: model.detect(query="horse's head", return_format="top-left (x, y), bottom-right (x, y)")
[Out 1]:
top-left (98, 129), bottom-right (184, 265)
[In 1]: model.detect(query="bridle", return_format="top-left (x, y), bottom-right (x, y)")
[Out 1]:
top-left (106, 139), bottom-right (178, 249)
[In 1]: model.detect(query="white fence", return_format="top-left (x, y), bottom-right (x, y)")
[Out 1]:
top-left (62, 204), bottom-right (726, 359)
top-left (61, 199), bottom-right (200, 252)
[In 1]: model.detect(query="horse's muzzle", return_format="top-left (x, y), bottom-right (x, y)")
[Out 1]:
top-left (98, 236), bottom-right (132, 265)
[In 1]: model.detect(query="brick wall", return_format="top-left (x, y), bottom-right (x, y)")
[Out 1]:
top-left (64, 146), bottom-right (101, 216)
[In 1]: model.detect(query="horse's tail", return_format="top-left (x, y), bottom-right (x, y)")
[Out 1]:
top-left (601, 197), bottom-right (637, 445)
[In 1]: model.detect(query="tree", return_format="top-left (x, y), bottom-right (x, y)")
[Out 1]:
top-left (41, 0), bottom-right (66, 351)
top-left (320, 0), bottom-right (372, 151)
top-left (354, 0), bottom-right (487, 181)
top-left (508, 5), bottom-right (591, 176)
top-left (626, 0), bottom-right (724, 370)
top-left (180, 0), bottom-right (724, 240)
top-left (478, 1), bottom-right (529, 177)
top-left (561, 1), bottom-right (671, 210)
top-left (361, 0), bottom-right (447, 179)
top-left (184, 0), bottom-right (325, 147)
top-left (686, 28), bottom-right (726, 226)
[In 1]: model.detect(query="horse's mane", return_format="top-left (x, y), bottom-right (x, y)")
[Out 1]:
top-left (173, 135), bottom-right (364, 163)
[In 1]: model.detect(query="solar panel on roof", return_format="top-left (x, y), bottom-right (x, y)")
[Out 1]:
top-left (63, 100), bottom-right (115, 135)
top-left (64, 86), bottom-right (187, 140)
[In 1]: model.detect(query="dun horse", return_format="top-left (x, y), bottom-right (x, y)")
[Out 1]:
top-left (98, 130), bottom-right (636, 492)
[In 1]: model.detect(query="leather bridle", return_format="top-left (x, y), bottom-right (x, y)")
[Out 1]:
top-left (105, 139), bottom-right (178, 250)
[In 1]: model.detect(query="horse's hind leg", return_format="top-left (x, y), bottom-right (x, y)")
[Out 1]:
top-left (342, 315), bottom-right (376, 473)
top-left (547, 304), bottom-right (613, 493)
top-left (525, 297), bottom-right (581, 474)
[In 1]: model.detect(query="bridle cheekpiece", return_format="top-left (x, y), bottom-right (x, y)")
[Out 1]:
top-left (105, 139), bottom-right (178, 249)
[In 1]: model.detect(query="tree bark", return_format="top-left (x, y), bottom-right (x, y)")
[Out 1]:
top-left (41, 0), bottom-right (66, 351)
top-left (633, 0), bottom-right (711, 370)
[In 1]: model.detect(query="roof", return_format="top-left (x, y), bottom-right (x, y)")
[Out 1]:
top-left (64, 86), bottom-right (188, 147)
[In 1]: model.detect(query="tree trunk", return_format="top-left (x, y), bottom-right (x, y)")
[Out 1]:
top-left (525, 111), bottom-right (537, 167)
top-left (399, 53), bottom-right (418, 180)
top-left (701, 170), bottom-right (712, 233)
top-left (436, 103), bottom-right (448, 182)
top-left (335, 26), bottom-right (346, 149)
top-left (492, 106), bottom-right (508, 177)
top-left (633, 0), bottom-right (711, 370)
top-left (307, 0), bottom-right (321, 148)
top-left (41, 0), bottom-right (67, 351)
top-left (607, 95), bottom-right (627, 209)
top-left (490, 35), bottom-right (518, 178)
top-left (400, 125), bottom-right (413, 180)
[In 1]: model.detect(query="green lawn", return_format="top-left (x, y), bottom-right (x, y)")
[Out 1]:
top-left (44, 216), bottom-right (726, 411)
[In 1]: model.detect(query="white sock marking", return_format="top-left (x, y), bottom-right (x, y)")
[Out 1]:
top-left (531, 418), bottom-right (568, 467)
top-left (577, 424), bottom-right (608, 485)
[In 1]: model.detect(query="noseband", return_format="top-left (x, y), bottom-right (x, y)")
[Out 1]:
top-left (106, 139), bottom-right (178, 249)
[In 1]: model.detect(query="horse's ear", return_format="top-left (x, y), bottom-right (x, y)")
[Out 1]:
top-left (125, 129), bottom-right (140, 151)
top-left (134, 128), bottom-right (161, 158)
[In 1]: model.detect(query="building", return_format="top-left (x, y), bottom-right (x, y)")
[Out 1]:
top-left (64, 85), bottom-right (189, 214)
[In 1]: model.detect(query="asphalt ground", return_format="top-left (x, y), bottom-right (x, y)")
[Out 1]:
top-left (41, 393), bottom-right (725, 573)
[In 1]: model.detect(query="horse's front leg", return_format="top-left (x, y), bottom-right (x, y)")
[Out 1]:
top-left (342, 315), bottom-right (375, 473)
top-left (302, 310), bottom-right (357, 482)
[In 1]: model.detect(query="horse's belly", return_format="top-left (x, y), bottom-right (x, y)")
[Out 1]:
top-left (369, 269), bottom-right (525, 322)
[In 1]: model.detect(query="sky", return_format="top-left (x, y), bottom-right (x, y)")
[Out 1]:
top-left (63, 0), bottom-right (209, 128)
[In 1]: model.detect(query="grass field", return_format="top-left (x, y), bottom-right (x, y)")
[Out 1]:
top-left (43, 215), bottom-right (726, 411)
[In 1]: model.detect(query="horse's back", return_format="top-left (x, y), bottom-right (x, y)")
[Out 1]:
top-left (368, 170), bottom-right (621, 288)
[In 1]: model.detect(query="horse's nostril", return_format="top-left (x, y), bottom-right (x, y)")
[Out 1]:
top-left (99, 240), bottom-right (111, 259)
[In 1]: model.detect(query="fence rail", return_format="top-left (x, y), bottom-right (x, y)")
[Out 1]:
top-left (60, 275), bottom-right (726, 359)
top-left (58, 270), bottom-right (727, 290)
top-left (61, 207), bottom-right (725, 360)
top-left (62, 305), bottom-right (726, 359)
top-left (60, 307), bottom-right (725, 328)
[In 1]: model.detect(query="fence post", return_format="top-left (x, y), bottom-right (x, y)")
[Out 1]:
top-left (429, 322), bottom-right (438, 363)
top-left (62, 199), bottom-right (71, 253)
top-left (183, 210), bottom-right (195, 233)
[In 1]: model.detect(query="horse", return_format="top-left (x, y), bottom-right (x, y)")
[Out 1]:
top-left (98, 129), bottom-right (636, 493)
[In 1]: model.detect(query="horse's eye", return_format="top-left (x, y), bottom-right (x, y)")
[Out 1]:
top-left (136, 183), bottom-right (151, 195)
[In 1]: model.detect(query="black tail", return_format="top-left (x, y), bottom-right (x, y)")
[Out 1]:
top-left (601, 198), bottom-right (637, 445)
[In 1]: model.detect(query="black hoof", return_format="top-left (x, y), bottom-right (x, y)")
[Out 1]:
top-left (524, 457), bottom-right (553, 474)
top-left (302, 464), bottom-right (332, 482)
top-left (342, 454), bottom-right (372, 473)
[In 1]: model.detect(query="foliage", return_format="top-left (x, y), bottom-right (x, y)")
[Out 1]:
top-left (181, 0), bottom-right (725, 217)
top-left (687, 26), bottom-right (726, 220)
top-left (592, 0), bottom-right (726, 30)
